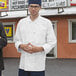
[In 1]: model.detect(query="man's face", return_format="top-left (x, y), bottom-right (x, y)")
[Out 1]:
top-left (28, 4), bottom-right (41, 16)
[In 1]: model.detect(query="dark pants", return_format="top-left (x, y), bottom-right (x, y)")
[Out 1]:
top-left (18, 69), bottom-right (45, 76)
top-left (0, 71), bottom-right (1, 76)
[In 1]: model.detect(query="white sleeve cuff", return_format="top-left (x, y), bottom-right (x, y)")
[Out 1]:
top-left (15, 41), bottom-right (22, 52)
top-left (42, 41), bottom-right (56, 54)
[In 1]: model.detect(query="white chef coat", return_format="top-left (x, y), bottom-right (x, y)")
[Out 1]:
top-left (14, 15), bottom-right (56, 71)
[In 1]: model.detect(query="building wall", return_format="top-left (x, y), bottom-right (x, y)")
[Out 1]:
top-left (1, 15), bottom-right (76, 58)
top-left (47, 15), bottom-right (76, 58)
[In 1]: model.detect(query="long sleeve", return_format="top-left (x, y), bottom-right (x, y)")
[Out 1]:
top-left (14, 21), bottom-right (23, 52)
top-left (0, 22), bottom-right (7, 49)
top-left (42, 21), bottom-right (57, 54)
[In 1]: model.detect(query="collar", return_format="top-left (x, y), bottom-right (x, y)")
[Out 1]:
top-left (27, 15), bottom-right (41, 22)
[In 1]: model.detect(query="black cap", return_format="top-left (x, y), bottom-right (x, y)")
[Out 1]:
top-left (28, 0), bottom-right (41, 6)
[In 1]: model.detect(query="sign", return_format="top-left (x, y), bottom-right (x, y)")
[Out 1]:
top-left (70, 0), bottom-right (76, 6)
top-left (42, 0), bottom-right (67, 8)
top-left (4, 25), bottom-right (13, 37)
top-left (0, 0), bottom-right (8, 11)
top-left (9, 0), bottom-right (28, 11)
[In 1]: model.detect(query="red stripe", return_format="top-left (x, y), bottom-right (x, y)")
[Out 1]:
top-left (71, 3), bottom-right (76, 6)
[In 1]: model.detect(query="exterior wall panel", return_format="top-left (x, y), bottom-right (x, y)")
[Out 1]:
top-left (47, 15), bottom-right (76, 58)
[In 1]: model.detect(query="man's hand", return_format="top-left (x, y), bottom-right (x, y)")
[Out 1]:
top-left (0, 36), bottom-right (1, 39)
top-left (19, 43), bottom-right (44, 54)
top-left (28, 43), bottom-right (44, 53)
top-left (19, 43), bottom-right (32, 53)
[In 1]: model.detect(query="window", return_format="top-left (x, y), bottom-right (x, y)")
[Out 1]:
top-left (68, 20), bottom-right (76, 43)
top-left (3, 22), bottom-right (15, 43)
top-left (72, 22), bottom-right (76, 40)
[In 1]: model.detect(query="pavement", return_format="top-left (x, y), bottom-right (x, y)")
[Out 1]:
top-left (46, 59), bottom-right (76, 76)
top-left (2, 58), bottom-right (76, 76)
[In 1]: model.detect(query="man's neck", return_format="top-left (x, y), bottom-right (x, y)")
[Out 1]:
top-left (30, 14), bottom-right (39, 21)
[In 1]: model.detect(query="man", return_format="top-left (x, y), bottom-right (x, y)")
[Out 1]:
top-left (14, 0), bottom-right (56, 76)
top-left (0, 22), bottom-right (7, 76)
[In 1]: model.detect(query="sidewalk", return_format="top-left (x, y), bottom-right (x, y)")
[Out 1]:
top-left (3, 58), bottom-right (76, 76)
top-left (46, 59), bottom-right (76, 76)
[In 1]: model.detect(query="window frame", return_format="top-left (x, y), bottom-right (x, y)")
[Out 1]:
top-left (68, 19), bottom-right (76, 43)
top-left (3, 22), bottom-right (15, 43)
